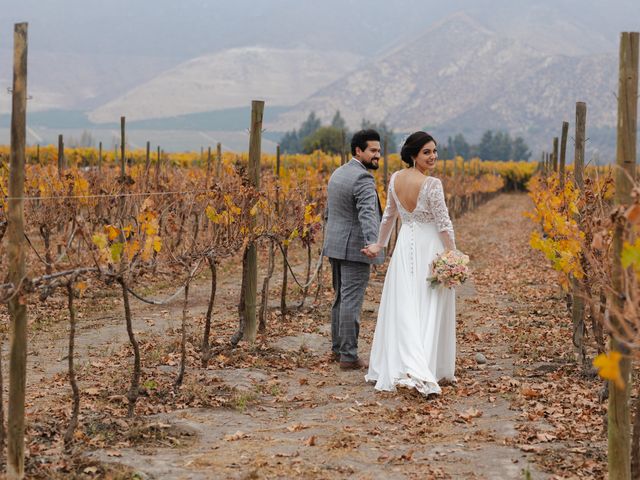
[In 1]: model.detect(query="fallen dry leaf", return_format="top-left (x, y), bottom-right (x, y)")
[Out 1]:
top-left (224, 431), bottom-right (248, 441)
top-left (286, 423), bottom-right (309, 432)
top-left (536, 432), bottom-right (556, 442)
top-left (458, 408), bottom-right (483, 421)
top-left (521, 387), bottom-right (541, 399)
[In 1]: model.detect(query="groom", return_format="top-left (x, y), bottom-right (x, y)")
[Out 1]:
top-left (323, 129), bottom-right (384, 370)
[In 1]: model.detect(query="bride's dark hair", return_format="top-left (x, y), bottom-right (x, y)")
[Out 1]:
top-left (400, 131), bottom-right (436, 166)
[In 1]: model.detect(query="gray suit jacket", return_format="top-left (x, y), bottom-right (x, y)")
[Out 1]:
top-left (323, 159), bottom-right (384, 265)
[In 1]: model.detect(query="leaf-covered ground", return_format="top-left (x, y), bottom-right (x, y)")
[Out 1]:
top-left (2, 192), bottom-right (608, 479)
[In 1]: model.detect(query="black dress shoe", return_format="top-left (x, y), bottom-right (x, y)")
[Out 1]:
top-left (339, 358), bottom-right (369, 370)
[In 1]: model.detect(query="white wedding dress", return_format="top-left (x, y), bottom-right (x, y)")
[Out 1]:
top-left (365, 172), bottom-right (456, 396)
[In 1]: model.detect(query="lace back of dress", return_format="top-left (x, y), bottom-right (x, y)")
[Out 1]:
top-left (391, 175), bottom-right (439, 225)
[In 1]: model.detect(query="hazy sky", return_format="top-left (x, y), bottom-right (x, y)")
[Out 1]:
top-left (0, 0), bottom-right (638, 60)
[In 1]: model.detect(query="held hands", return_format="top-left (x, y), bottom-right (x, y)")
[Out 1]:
top-left (361, 243), bottom-right (382, 258)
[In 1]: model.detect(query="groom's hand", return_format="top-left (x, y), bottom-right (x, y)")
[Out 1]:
top-left (361, 244), bottom-right (382, 257)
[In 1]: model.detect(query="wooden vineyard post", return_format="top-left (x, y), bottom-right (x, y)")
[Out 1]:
top-left (571, 103), bottom-right (586, 366)
top-left (98, 141), bottom-right (102, 173)
top-left (120, 116), bottom-right (126, 177)
top-left (57, 134), bottom-right (64, 177)
top-left (383, 135), bottom-right (389, 191)
top-left (277, 143), bottom-right (289, 317)
top-left (244, 100), bottom-right (264, 342)
top-left (144, 141), bottom-right (151, 179)
top-left (7, 22), bottom-right (28, 480)
top-left (216, 142), bottom-right (222, 177)
top-left (259, 144), bottom-right (280, 331)
top-left (610, 31), bottom-right (638, 480)
top-left (155, 146), bottom-right (161, 188)
top-left (559, 121), bottom-right (569, 189)
top-left (35, 143), bottom-right (39, 164)
top-left (206, 146), bottom-right (212, 185)
top-left (552, 137), bottom-right (559, 172)
top-left (275, 144), bottom-right (281, 213)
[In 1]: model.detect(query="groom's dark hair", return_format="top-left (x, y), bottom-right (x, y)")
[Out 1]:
top-left (351, 129), bottom-right (380, 156)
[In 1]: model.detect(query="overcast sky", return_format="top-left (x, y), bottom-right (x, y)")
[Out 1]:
top-left (0, 0), bottom-right (638, 60)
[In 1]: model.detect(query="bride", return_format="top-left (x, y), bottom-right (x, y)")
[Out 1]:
top-left (361, 131), bottom-right (457, 396)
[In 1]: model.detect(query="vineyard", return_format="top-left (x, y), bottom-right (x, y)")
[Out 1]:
top-left (0, 129), bottom-right (534, 476)
top-left (0, 18), bottom-right (639, 480)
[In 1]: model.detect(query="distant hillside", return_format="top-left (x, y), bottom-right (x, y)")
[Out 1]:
top-left (0, 106), bottom-right (289, 131)
top-left (0, 49), bottom-right (177, 115)
top-left (267, 14), bottom-right (621, 159)
top-left (88, 47), bottom-right (362, 123)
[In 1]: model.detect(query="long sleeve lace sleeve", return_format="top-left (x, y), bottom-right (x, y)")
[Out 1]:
top-left (427, 178), bottom-right (456, 250)
top-left (376, 181), bottom-right (399, 248)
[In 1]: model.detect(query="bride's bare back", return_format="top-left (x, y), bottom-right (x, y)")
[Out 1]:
top-left (392, 169), bottom-right (428, 213)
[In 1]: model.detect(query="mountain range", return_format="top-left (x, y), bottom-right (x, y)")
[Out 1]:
top-left (269, 14), bottom-right (619, 158)
top-left (0, 1), bottom-right (636, 159)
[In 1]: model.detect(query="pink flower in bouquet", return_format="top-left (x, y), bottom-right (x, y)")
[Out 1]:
top-left (427, 250), bottom-right (470, 288)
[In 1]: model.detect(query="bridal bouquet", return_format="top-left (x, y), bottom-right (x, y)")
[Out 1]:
top-left (428, 250), bottom-right (470, 288)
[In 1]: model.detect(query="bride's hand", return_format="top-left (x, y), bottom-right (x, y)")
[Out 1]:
top-left (361, 244), bottom-right (382, 257)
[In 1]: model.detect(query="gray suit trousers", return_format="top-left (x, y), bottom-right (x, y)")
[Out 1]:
top-left (329, 258), bottom-right (371, 362)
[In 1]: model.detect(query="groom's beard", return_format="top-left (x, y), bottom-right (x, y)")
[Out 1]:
top-left (363, 158), bottom-right (380, 170)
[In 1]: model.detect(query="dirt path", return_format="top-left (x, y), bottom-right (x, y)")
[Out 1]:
top-left (11, 192), bottom-right (607, 479)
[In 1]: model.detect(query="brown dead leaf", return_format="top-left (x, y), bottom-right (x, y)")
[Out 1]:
top-left (466, 332), bottom-right (484, 341)
top-left (458, 407), bottom-right (483, 421)
top-left (569, 447), bottom-right (587, 453)
top-left (114, 419), bottom-right (129, 430)
top-left (305, 435), bottom-right (316, 446)
top-left (106, 450), bottom-right (122, 457)
top-left (521, 387), bottom-right (541, 399)
top-left (331, 394), bottom-right (349, 401)
top-left (224, 431), bottom-right (248, 441)
top-left (625, 204), bottom-right (640, 224)
top-left (400, 450), bottom-right (414, 461)
top-left (518, 444), bottom-right (543, 453)
top-left (536, 432), bottom-right (556, 442)
top-left (274, 451), bottom-right (300, 458)
top-left (286, 423), bottom-right (309, 432)
top-left (591, 231), bottom-right (605, 250)
top-left (507, 378), bottom-right (520, 388)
